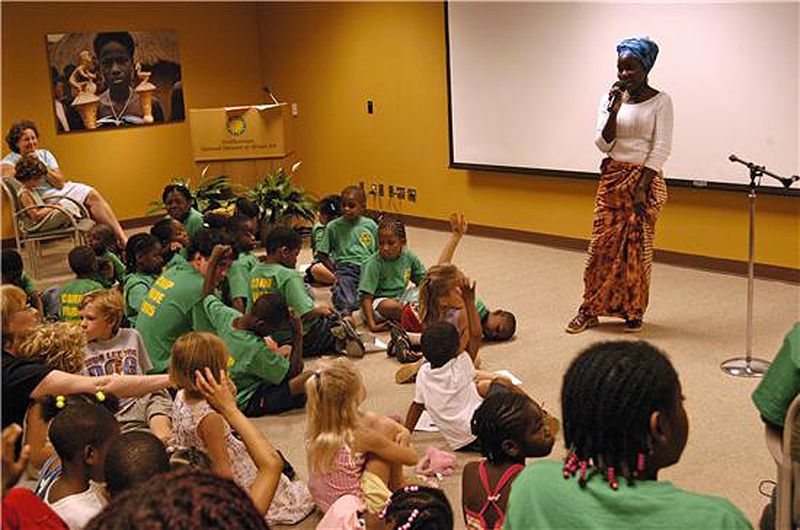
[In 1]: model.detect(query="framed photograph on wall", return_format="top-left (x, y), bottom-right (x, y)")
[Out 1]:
top-left (46, 30), bottom-right (184, 132)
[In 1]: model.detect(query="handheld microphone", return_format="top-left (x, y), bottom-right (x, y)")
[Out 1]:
top-left (607, 81), bottom-right (626, 112)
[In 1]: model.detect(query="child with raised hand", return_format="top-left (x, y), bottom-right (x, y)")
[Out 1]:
top-left (122, 233), bottom-right (164, 327)
top-left (168, 332), bottom-right (315, 525)
top-left (462, 392), bottom-right (555, 530)
top-left (79, 290), bottom-right (172, 443)
top-left (162, 184), bottom-right (205, 240)
top-left (86, 224), bottom-right (124, 289)
top-left (149, 217), bottom-right (190, 267)
top-left (306, 194), bottom-right (341, 286)
top-left (60, 246), bottom-right (104, 322)
top-left (200, 245), bottom-right (312, 416)
top-left (1, 248), bottom-right (43, 315)
top-left (317, 185), bottom-right (378, 314)
top-left (226, 214), bottom-right (260, 313)
top-left (403, 322), bottom-right (510, 452)
top-left (306, 358), bottom-right (419, 514)
top-left (358, 216), bottom-right (425, 333)
top-left (39, 392), bottom-right (121, 530)
top-left (505, 340), bottom-right (752, 530)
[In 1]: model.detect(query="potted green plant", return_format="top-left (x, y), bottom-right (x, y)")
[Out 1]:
top-left (249, 162), bottom-right (316, 239)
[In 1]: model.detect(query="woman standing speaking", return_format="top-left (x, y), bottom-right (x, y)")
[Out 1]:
top-left (566, 37), bottom-right (673, 334)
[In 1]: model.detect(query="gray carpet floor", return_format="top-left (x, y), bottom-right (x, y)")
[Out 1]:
top-left (27, 225), bottom-right (800, 528)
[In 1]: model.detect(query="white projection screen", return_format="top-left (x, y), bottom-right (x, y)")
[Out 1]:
top-left (447, 2), bottom-right (799, 192)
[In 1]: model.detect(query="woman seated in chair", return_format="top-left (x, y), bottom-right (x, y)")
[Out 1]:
top-left (2, 120), bottom-right (127, 245)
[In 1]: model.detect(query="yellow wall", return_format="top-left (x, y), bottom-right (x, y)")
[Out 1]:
top-left (2, 2), bottom-right (797, 269)
top-left (257, 2), bottom-right (799, 269)
top-left (1, 2), bottom-right (265, 237)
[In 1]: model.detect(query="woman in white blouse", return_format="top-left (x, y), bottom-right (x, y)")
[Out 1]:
top-left (566, 36), bottom-right (673, 334)
top-left (2, 120), bottom-right (127, 245)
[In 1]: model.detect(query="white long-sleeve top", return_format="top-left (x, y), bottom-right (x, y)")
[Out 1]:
top-left (595, 91), bottom-right (673, 172)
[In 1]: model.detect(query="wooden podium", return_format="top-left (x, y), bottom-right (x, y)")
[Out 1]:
top-left (188, 103), bottom-right (293, 188)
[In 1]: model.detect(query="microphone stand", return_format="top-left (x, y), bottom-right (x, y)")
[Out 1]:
top-left (720, 155), bottom-right (797, 377)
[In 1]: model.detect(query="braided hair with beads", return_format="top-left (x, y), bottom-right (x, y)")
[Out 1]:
top-left (380, 485), bottom-right (453, 530)
top-left (561, 340), bottom-right (681, 489)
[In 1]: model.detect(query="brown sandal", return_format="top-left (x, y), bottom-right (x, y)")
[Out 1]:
top-left (565, 313), bottom-right (598, 334)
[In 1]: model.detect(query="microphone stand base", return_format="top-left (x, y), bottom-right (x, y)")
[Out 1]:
top-left (720, 356), bottom-right (771, 378)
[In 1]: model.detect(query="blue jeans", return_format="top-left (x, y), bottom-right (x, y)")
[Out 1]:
top-left (332, 262), bottom-right (361, 314)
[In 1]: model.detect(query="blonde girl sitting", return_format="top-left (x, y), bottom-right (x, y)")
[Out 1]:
top-left (306, 358), bottom-right (419, 514)
top-left (168, 332), bottom-right (314, 526)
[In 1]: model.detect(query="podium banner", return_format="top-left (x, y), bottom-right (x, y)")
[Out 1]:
top-left (189, 103), bottom-right (291, 161)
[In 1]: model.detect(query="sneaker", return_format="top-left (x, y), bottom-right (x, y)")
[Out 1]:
top-left (396, 348), bottom-right (423, 364)
top-left (624, 319), bottom-right (643, 333)
top-left (565, 313), bottom-right (599, 334)
top-left (332, 316), bottom-right (366, 358)
top-left (395, 360), bottom-right (423, 384)
top-left (387, 323), bottom-right (412, 358)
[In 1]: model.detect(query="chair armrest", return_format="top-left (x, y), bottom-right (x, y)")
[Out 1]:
top-left (16, 204), bottom-right (80, 230)
top-left (43, 194), bottom-right (91, 218)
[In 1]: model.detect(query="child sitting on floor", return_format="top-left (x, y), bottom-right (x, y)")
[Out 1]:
top-left (404, 322), bottom-right (512, 452)
top-left (60, 246), bottom-right (104, 322)
top-left (226, 214), bottom-right (261, 313)
top-left (462, 392), bottom-right (555, 529)
top-left (200, 245), bottom-right (311, 416)
top-left (306, 358), bottom-right (419, 514)
top-left (79, 289), bottom-right (172, 443)
top-left (122, 233), bottom-right (164, 327)
top-left (162, 183), bottom-right (205, 240)
top-left (149, 217), bottom-right (191, 266)
top-left (305, 194), bottom-right (341, 286)
top-left (248, 227), bottom-right (364, 358)
top-left (358, 216), bottom-right (425, 334)
top-left (39, 393), bottom-right (121, 530)
top-left (317, 185), bottom-right (378, 314)
top-left (169, 332), bottom-right (315, 525)
top-left (86, 224), bottom-right (125, 289)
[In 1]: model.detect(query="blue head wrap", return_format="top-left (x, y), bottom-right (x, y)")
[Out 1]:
top-left (616, 37), bottom-right (659, 73)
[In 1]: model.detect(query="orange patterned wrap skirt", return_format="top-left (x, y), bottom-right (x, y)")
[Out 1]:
top-left (579, 158), bottom-right (668, 320)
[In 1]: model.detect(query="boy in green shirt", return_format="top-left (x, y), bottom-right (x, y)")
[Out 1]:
top-left (317, 185), bottom-right (378, 313)
top-left (1, 248), bottom-right (43, 316)
top-left (226, 214), bottom-right (261, 313)
top-left (249, 226), bottom-right (364, 358)
top-left (304, 194), bottom-right (340, 286)
top-left (201, 250), bottom-right (310, 415)
top-left (87, 223), bottom-right (125, 288)
top-left (135, 229), bottom-right (233, 373)
top-left (60, 246), bottom-right (104, 321)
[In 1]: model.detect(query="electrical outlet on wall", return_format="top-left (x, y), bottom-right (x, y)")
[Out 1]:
top-left (408, 188), bottom-right (417, 202)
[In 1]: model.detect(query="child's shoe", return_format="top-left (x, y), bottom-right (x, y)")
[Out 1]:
top-left (332, 316), bottom-right (366, 358)
top-left (395, 360), bottom-right (423, 384)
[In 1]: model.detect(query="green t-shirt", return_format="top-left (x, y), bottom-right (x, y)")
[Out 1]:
top-left (134, 257), bottom-right (211, 373)
top-left (504, 460), bottom-right (752, 530)
top-left (179, 207), bottom-right (205, 239)
top-left (317, 216), bottom-right (378, 265)
top-left (227, 252), bottom-right (260, 301)
top-left (202, 295), bottom-right (289, 409)
top-left (60, 278), bottom-right (104, 321)
top-left (358, 250), bottom-right (425, 299)
top-left (123, 272), bottom-right (158, 327)
top-left (311, 222), bottom-right (325, 255)
top-left (476, 299), bottom-right (489, 322)
top-left (247, 261), bottom-right (315, 316)
top-left (752, 323), bottom-right (800, 428)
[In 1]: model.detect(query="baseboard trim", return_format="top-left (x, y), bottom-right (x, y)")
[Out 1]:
top-left (371, 211), bottom-right (800, 284)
